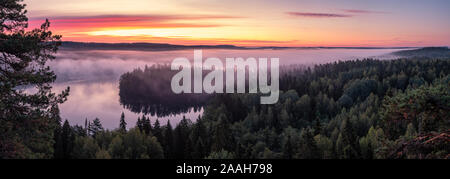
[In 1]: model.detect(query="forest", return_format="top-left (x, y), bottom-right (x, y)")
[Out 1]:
top-left (1, 0), bottom-right (449, 159)
top-left (53, 56), bottom-right (449, 159)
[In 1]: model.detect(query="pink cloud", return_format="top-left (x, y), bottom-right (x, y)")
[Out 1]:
top-left (342, 9), bottom-right (387, 14)
top-left (286, 12), bottom-right (352, 18)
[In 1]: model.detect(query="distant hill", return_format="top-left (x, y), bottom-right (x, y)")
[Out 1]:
top-left (60, 41), bottom-right (413, 51)
top-left (60, 41), bottom-right (252, 51)
top-left (392, 47), bottom-right (450, 58)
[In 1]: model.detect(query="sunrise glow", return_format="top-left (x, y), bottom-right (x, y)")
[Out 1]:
top-left (25, 0), bottom-right (450, 47)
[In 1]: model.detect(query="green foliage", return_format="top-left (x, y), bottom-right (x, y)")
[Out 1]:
top-left (314, 134), bottom-right (333, 159)
top-left (296, 128), bottom-right (320, 159)
top-left (380, 79), bottom-right (450, 139)
top-left (184, 58), bottom-right (449, 159)
top-left (89, 118), bottom-right (104, 137)
top-left (0, 0), bottom-right (69, 158)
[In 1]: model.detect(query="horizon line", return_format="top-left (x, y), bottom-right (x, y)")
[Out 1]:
top-left (59, 41), bottom-right (448, 49)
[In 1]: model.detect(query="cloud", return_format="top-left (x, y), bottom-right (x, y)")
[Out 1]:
top-left (286, 9), bottom-right (387, 19)
top-left (30, 14), bottom-right (242, 22)
top-left (342, 9), bottom-right (387, 14)
top-left (28, 14), bottom-right (242, 29)
top-left (286, 12), bottom-right (352, 18)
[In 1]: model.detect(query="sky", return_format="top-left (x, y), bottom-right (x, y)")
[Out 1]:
top-left (24, 0), bottom-right (450, 47)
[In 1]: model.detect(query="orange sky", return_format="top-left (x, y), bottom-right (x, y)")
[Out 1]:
top-left (25, 0), bottom-right (450, 47)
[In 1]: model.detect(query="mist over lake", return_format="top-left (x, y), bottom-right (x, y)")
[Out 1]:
top-left (50, 48), bottom-right (401, 129)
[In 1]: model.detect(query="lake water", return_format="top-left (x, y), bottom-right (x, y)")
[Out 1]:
top-left (50, 48), bottom-right (401, 129)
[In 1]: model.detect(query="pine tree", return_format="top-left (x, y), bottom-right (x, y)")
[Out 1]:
top-left (61, 120), bottom-right (74, 159)
top-left (164, 120), bottom-right (174, 159)
top-left (314, 111), bottom-right (322, 135)
top-left (283, 135), bottom-right (294, 159)
top-left (152, 119), bottom-right (163, 145)
top-left (336, 119), bottom-right (360, 159)
top-left (184, 136), bottom-right (193, 159)
top-left (53, 113), bottom-right (63, 159)
top-left (142, 115), bottom-right (152, 135)
top-left (191, 117), bottom-right (208, 158)
top-left (193, 138), bottom-right (206, 159)
top-left (174, 116), bottom-right (191, 158)
top-left (212, 114), bottom-right (233, 152)
top-left (119, 112), bottom-right (127, 133)
top-left (0, 0), bottom-right (69, 158)
top-left (136, 117), bottom-right (143, 132)
top-left (297, 128), bottom-right (320, 159)
top-left (90, 118), bottom-right (103, 138)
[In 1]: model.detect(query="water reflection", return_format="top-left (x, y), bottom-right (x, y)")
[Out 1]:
top-left (119, 65), bottom-right (209, 117)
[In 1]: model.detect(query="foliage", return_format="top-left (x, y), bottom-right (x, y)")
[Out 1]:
top-left (0, 0), bottom-right (69, 158)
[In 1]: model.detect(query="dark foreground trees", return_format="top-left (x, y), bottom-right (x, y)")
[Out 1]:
top-left (0, 0), bottom-right (69, 158)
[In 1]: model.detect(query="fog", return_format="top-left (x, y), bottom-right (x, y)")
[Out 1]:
top-left (49, 48), bottom-right (400, 129)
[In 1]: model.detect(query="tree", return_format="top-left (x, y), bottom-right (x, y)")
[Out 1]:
top-left (174, 116), bottom-right (191, 158)
top-left (53, 107), bottom-right (63, 159)
top-left (283, 135), bottom-right (294, 159)
top-left (136, 117), bottom-right (143, 132)
top-left (108, 136), bottom-right (125, 159)
top-left (119, 112), bottom-right (127, 133)
top-left (336, 119), bottom-right (361, 159)
top-left (193, 138), bottom-right (206, 159)
top-left (297, 128), bottom-right (320, 159)
top-left (191, 118), bottom-right (208, 158)
top-left (142, 115), bottom-right (152, 135)
top-left (164, 120), bottom-right (174, 159)
top-left (60, 120), bottom-right (74, 159)
top-left (89, 118), bottom-right (104, 138)
top-left (122, 128), bottom-right (163, 159)
top-left (72, 136), bottom-right (99, 159)
top-left (211, 114), bottom-right (233, 152)
top-left (0, 0), bottom-right (69, 158)
top-left (152, 119), bottom-right (163, 145)
top-left (380, 82), bottom-right (450, 139)
top-left (314, 134), bottom-right (333, 159)
top-left (359, 126), bottom-right (385, 159)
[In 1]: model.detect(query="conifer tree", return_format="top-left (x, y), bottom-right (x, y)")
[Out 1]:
top-left (164, 120), bottom-right (174, 159)
top-left (297, 128), bottom-right (320, 159)
top-left (61, 120), bottom-right (74, 159)
top-left (283, 135), bottom-right (294, 159)
top-left (90, 118), bottom-right (103, 138)
top-left (136, 117), bottom-right (143, 132)
top-left (152, 119), bottom-right (163, 144)
top-left (0, 0), bottom-right (69, 158)
top-left (119, 112), bottom-right (127, 133)
top-left (142, 115), bottom-right (152, 135)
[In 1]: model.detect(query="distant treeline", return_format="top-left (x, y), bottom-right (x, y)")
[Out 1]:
top-left (59, 41), bottom-right (413, 51)
top-left (393, 47), bottom-right (450, 58)
top-left (60, 41), bottom-right (257, 51)
top-left (54, 57), bottom-right (449, 159)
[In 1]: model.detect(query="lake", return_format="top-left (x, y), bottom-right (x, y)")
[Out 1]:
top-left (49, 48), bottom-right (402, 129)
